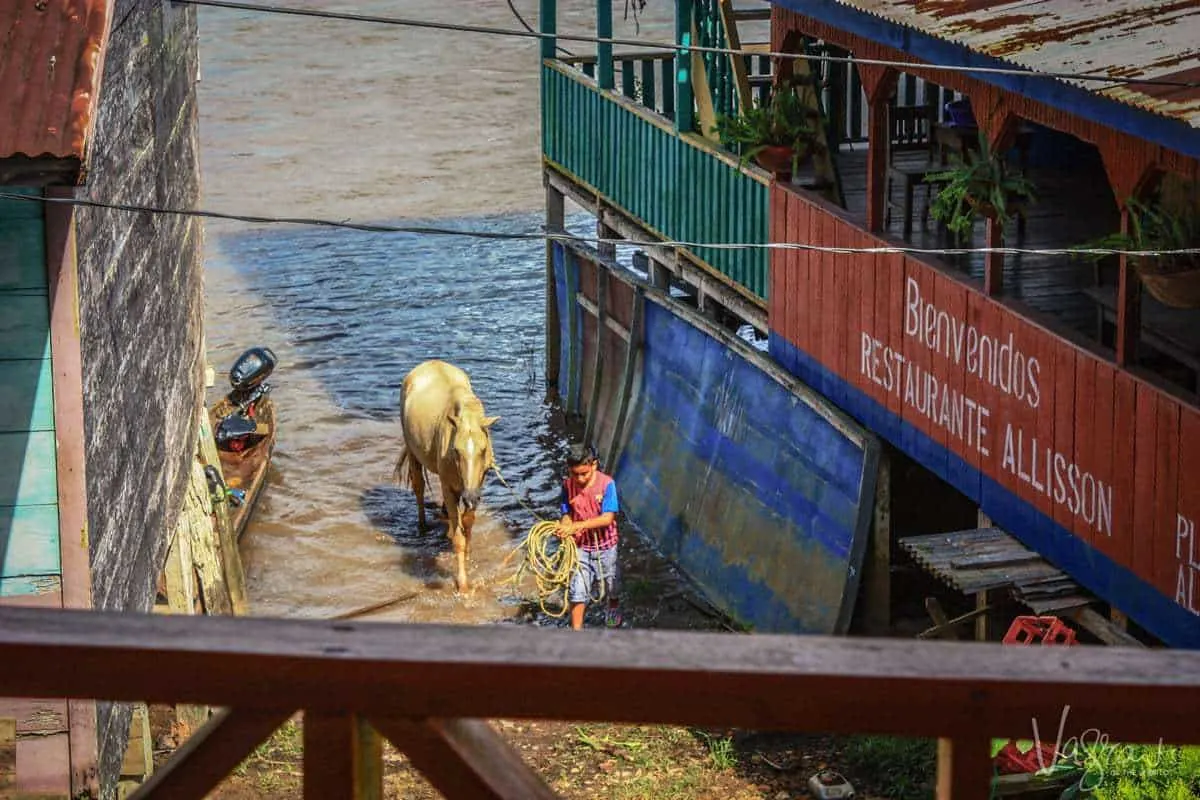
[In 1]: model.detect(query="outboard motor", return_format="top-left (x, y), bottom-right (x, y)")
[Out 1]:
top-left (228, 346), bottom-right (277, 411)
top-left (215, 346), bottom-right (276, 452)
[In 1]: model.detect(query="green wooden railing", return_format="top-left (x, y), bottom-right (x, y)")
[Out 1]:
top-left (541, 61), bottom-right (770, 301)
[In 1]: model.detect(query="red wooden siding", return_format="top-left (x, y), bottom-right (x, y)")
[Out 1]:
top-left (769, 185), bottom-right (1200, 623)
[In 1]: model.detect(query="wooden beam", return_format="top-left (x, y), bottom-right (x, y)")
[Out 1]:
top-left (605, 287), bottom-right (645, 473)
top-left (373, 718), bottom-right (559, 800)
top-left (129, 709), bottom-right (293, 800)
top-left (918, 606), bottom-right (994, 640)
top-left (1, 607), bottom-right (1199, 745)
top-left (862, 449), bottom-right (891, 633)
top-left (0, 718), bottom-right (14, 795)
top-left (44, 185), bottom-right (100, 798)
top-left (923, 597), bottom-right (961, 641)
top-left (865, 95), bottom-right (889, 234)
top-left (576, 295), bottom-right (631, 343)
top-left (303, 713), bottom-right (382, 800)
top-left (936, 737), bottom-right (993, 800)
top-left (1070, 607), bottom-right (1145, 648)
top-left (717, 0), bottom-right (752, 113)
top-left (583, 270), bottom-right (608, 448)
top-left (545, 179), bottom-right (565, 396)
top-left (690, 20), bottom-right (718, 141)
top-left (984, 216), bottom-right (1003, 295)
top-left (1115, 207), bottom-right (1140, 367)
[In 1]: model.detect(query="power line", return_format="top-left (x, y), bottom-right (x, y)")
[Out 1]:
top-left (175, 0), bottom-right (1200, 90)
top-left (3, 190), bottom-right (1195, 260)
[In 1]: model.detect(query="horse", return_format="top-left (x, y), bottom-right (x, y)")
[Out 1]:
top-left (394, 360), bottom-right (499, 592)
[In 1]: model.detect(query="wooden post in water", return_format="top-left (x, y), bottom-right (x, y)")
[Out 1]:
top-left (545, 181), bottom-right (565, 398)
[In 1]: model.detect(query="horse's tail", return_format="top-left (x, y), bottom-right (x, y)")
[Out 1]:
top-left (394, 439), bottom-right (420, 492)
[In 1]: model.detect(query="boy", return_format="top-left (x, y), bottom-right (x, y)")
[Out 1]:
top-left (557, 444), bottom-right (622, 630)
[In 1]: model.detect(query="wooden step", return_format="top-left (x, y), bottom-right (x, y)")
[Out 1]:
top-left (731, 8), bottom-right (771, 20)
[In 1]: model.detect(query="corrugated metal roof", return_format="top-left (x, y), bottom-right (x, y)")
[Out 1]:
top-left (822, 0), bottom-right (1200, 128)
top-left (0, 0), bottom-right (113, 162)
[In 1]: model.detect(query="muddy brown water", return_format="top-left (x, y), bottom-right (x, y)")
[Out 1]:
top-left (196, 0), bottom-right (741, 630)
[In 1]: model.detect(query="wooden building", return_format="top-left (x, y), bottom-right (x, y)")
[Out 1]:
top-left (539, 0), bottom-right (1200, 648)
top-left (1, 0), bottom-right (236, 795)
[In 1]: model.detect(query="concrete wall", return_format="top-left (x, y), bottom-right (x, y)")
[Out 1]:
top-left (73, 0), bottom-right (206, 791)
top-left (553, 243), bottom-right (880, 634)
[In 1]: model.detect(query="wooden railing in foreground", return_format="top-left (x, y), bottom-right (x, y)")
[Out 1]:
top-left (1, 606), bottom-right (1198, 799)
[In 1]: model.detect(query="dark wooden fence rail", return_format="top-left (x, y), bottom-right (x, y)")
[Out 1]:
top-left (1, 606), bottom-right (1198, 799)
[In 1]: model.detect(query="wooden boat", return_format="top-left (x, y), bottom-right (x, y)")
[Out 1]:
top-left (209, 347), bottom-right (278, 542)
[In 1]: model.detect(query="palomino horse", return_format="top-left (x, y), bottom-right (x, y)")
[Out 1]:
top-left (395, 360), bottom-right (498, 592)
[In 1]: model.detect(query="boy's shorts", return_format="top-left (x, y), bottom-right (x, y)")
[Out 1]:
top-left (568, 545), bottom-right (620, 603)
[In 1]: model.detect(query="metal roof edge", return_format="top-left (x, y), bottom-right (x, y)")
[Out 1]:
top-left (768, 0), bottom-right (1200, 161)
top-left (77, 0), bottom-right (117, 180)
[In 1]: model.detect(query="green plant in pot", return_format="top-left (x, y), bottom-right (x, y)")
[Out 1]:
top-left (711, 87), bottom-right (823, 177)
top-left (1074, 195), bottom-right (1200, 309)
top-left (925, 131), bottom-right (1037, 242)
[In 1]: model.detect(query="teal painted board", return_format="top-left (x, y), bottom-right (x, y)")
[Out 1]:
top-left (0, 293), bottom-right (52, 360)
top-left (0, 360), bottom-right (55, 433)
top-left (0, 573), bottom-right (61, 597)
top-left (0, 189), bottom-right (47, 291)
top-left (0, 503), bottom-right (61, 578)
top-left (0, 431), bottom-right (59, 506)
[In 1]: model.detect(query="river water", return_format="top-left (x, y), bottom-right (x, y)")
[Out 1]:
top-left (196, 0), bottom-right (724, 628)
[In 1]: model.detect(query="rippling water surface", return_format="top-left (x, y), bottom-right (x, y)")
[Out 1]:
top-left (196, 1), bottom-right (721, 627)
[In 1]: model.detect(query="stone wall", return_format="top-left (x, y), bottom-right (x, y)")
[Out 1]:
top-left (73, 0), bottom-right (206, 793)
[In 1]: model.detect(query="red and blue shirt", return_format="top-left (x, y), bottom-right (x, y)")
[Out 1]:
top-left (560, 471), bottom-right (620, 551)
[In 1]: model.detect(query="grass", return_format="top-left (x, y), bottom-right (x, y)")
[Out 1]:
top-left (842, 735), bottom-right (936, 800)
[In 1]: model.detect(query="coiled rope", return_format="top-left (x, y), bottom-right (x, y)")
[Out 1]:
top-left (493, 464), bottom-right (606, 618)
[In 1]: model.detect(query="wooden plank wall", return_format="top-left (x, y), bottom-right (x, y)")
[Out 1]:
top-left (769, 185), bottom-right (1200, 634)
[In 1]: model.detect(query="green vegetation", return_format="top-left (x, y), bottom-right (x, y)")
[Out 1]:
top-left (841, 735), bottom-right (936, 800)
top-left (711, 87), bottom-right (823, 175)
top-left (926, 130), bottom-right (1037, 241)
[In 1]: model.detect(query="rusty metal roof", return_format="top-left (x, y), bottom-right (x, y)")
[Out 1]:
top-left (824, 0), bottom-right (1200, 128)
top-left (0, 0), bottom-right (113, 162)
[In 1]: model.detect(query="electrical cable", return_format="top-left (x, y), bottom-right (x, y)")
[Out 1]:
top-left (1, 191), bottom-right (1194, 260)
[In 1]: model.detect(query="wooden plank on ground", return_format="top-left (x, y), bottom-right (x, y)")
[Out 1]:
top-left (1068, 607), bottom-right (1145, 648)
top-left (373, 717), bottom-right (558, 800)
top-left (130, 708), bottom-right (293, 800)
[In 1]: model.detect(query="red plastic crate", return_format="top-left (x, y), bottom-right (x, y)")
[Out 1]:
top-left (1002, 615), bottom-right (1077, 646)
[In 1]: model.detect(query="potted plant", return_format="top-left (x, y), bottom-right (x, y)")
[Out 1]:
top-left (1075, 195), bottom-right (1200, 309)
top-left (711, 87), bottom-right (823, 177)
top-left (925, 131), bottom-right (1037, 242)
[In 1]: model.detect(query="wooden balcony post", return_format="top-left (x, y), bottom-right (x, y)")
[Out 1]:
top-left (984, 216), bottom-right (1003, 296)
top-left (539, 0), bottom-right (556, 59)
top-left (545, 181), bottom-right (564, 397)
top-left (857, 65), bottom-right (896, 235)
top-left (674, 0), bottom-right (695, 133)
top-left (303, 713), bottom-right (382, 800)
top-left (1115, 205), bottom-right (1140, 366)
top-left (936, 736), bottom-right (993, 800)
top-left (866, 96), bottom-right (890, 233)
top-left (597, 0), bottom-right (614, 89)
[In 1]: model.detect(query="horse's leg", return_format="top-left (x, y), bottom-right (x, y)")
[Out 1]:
top-left (444, 492), bottom-right (469, 593)
top-left (411, 459), bottom-right (427, 532)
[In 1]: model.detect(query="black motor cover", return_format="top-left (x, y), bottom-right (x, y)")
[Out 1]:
top-left (215, 413), bottom-right (259, 448)
top-left (229, 346), bottom-right (277, 391)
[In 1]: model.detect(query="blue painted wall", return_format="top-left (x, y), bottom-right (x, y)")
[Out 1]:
top-left (554, 243), bottom-right (878, 634)
top-left (0, 190), bottom-right (60, 599)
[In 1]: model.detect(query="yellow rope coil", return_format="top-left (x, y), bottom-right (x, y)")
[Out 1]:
top-left (509, 521), bottom-right (579, 618)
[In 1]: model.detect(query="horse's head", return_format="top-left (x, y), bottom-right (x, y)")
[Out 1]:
top-left (447, 400), bottom-right (499, 513)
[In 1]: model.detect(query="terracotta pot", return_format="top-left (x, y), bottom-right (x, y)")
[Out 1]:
top-left (754, 145), bottom-right (796, 175)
